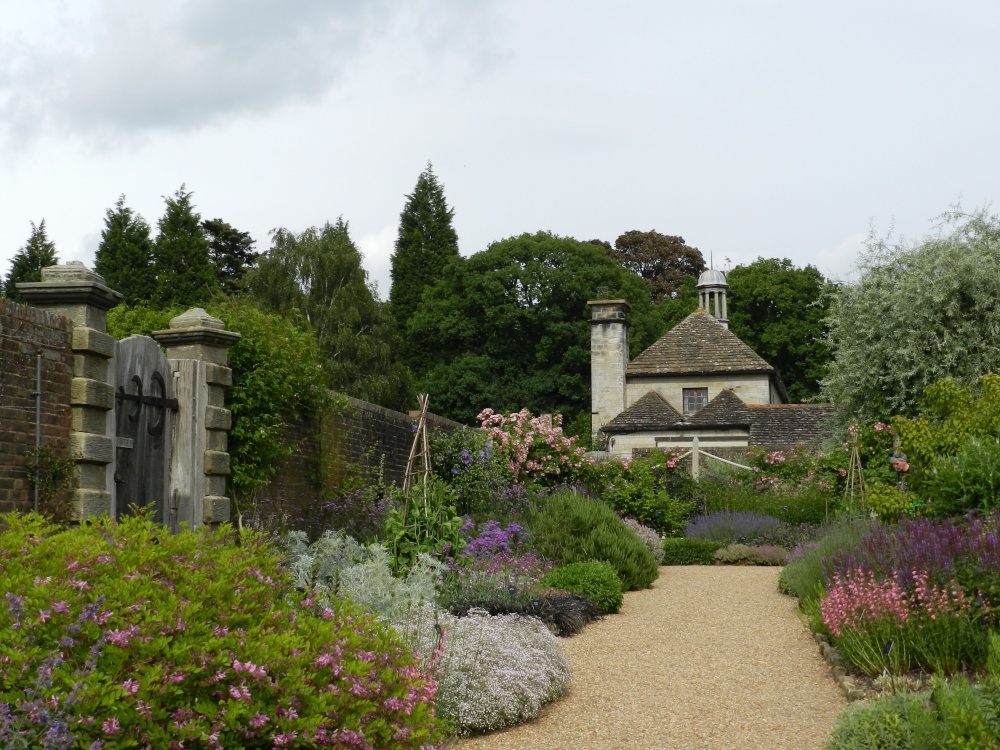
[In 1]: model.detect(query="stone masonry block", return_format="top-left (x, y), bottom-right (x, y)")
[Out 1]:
top-left (203, 496), bottom-right (231, 524)
top-left (71, 406), bottom-right (108, 435)
top-left (70, 378), bottom-right (114, 410)
top-left (203, 450), bottom-right (231, 476)
top-left (72, 327), bottom-right (116, 358)
top-left (208, 386), bottom-right (226, 408)
top-left (73, 352), bottom-right (108, 381)
top-left (206, 476), bottom-right (228, 497)
top-left (69, 489), bottom-right (112, 520)
top-left (74, 463), bottom-right (107, 490)
top-left (205, 364), bottom-right (233, 387)
top-left (69, 432), bottom-right (114, 464)
top-left (204, 406), bottom-right (232, 430)
top-left (206, 430), bottom-right (228, 452)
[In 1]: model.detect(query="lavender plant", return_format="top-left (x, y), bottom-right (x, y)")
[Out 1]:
top-left (622, 518), bottom-right (665, 565)
top-left (685, 510), bottom-right (783, 545)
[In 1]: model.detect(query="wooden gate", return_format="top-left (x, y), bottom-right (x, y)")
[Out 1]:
top-left (113, 336), bottom-right (177, 526)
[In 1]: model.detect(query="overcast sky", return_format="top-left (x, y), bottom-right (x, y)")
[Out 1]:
top-left (2, 0), bottom-right (998, 299)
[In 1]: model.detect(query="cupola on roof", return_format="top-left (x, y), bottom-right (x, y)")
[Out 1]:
top-left (696, 268), bottom-right (728, 288)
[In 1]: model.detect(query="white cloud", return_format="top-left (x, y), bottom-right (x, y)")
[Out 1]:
top-left (358, 225), bottom-right (396, 301)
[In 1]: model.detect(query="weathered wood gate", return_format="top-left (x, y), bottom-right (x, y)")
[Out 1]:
top-left (113, 336), bottom-right (177, 527)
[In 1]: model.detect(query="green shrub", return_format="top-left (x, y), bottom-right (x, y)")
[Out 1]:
top-left (777, 518), bottom-right (872, 603)
top-left (661, 538), bottom-right (723, 565)
top-left (923, 436), bottom-right (1000, 517)
top-left (541, 561), bottom-right (624, 614)
top-left (526, 490), bottom-right (659, 590)
top-left (382, 476), bottom-right (466, 572)
top-left (0, 513), bottom-right (445, 748)
top-left (699, 477), bottom-right (833, 525)
top-left (826, 692), bottom-right (943, 750)
top-left (713, 543), bottom-right (788, 566)
top-left (865, 482), bottom-right (917, 521)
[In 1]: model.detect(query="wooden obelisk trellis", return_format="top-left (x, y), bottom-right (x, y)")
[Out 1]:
top-left (403, 394), bottom-right (432, 513)
top-left (843, 432), bottom-right (866, 516)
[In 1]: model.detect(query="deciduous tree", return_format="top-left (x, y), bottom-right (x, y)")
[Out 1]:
top-left (389, 163), bottom-right (459, 329)
top-left (599, 230), bottom-right (705, 301)
top-left (94, 195), bottom-right (155, 304)
top-left (3, 220), bottom-right (58, 303)
top-left (247, 218), bottom-right (414, 410)
top-left (408, 232), bottom-right (661, 423)
top-left (822, 206), bottom-right (1000, 419)
top-left (727, 258), bottom-right (835, 402)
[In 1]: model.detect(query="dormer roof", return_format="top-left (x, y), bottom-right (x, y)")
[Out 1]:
top-left (603, 391), bottom-right (683, 432)
top-left (687, 388), bottom-right (752, 427)
top-left (627, 310), bottom-right (774, 377)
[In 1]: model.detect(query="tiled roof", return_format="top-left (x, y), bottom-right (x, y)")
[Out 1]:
top-left (603, 391), bottom-right (682, 432)
top-left (688, 389), bottom-right (752, 427)
top-left (627, 310), bottom-right (774, 376)
top-left (747, 404), bottom-right (838, 447)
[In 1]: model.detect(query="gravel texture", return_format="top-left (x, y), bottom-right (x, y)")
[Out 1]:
top-left (454, 566), bottom-right (843, 750)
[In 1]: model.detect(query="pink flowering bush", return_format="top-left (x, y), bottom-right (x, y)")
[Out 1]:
top-left (820, 567), bottom-right (987, 675)
top-left (0, 513), bottom-right (446, 749)
top-left (477, 408), bottom-right (587, 485)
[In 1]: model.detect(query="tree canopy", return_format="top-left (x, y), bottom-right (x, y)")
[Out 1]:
top-left (3, 220), bottom-right (58, 303)
top-left (726, 258), bottom-right (835, 402)
top-left (153, 185), bottom-right (218, 307)
top-left (388, 163), bottom-right (460, 330)
top-left (595, 230), bottom-right (705, 302)
top-left (408, 231), bottom-right (661, 424)
top-left (822, 207), bottom-right (1000, 419)
top-left (246, 219), bottom-right (414, 410)
top-left (94, 195), bottom-right (155, 305)
top-left (203, 218), bottom-right (258, 294)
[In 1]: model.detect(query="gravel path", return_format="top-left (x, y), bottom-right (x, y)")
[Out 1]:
top-left (454, 566), bottom-right (843, 750)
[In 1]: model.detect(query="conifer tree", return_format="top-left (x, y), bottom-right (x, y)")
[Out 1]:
top-left (152, 185), bottom-right (217, 306)
top-left (247, 218), bottom-right (414, 410)
top-left (94, 195), bottom-right (156, 304)
top-left (202, 218), bottom-right (258, 295)
top-left (3, 220), bottom-right (58, 303)
top-left (388, 163), bottom-right (460, 328)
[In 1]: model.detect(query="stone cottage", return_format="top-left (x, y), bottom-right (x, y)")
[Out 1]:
top-left (590, 269), bottom-right (835, 456)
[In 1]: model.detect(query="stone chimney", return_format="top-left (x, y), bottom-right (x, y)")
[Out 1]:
top-left (588, 300), bottom-right (630, 442)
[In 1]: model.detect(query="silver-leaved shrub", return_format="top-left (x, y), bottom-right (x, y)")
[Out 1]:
top-left (622, 517), bottom-right (665, 565)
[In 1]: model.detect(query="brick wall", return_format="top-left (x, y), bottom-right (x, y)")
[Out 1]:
top-left (261, 394), bottom-right (464, 504)
top-left (0, 300), bottom-right (73, 514)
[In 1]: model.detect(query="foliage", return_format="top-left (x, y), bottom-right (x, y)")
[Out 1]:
top-left (777, 518), bottom-right (872, 603)
top-left (541, 561), bottom-right (624, 615)
top-left (726, 257), bottom-right (836, 402)
top-left (698, 475), bottom-right (835, 526)
top-left (622, 518), bottom-right (664, 565)
top-left (825, 690), bottom-right (945, 750)
top-left (0, 513), bottom-right (445, 749)
top-left (106, 300), bottom-right (333, 499)
top-left (152, 185), bottom-right (218, 306)
top-left (429, 427), bottom-right (516, 518)
top-left (921, 437), bottom-right (1000, 517)
top-left (713, 544), bottom-right (788, 566)
top-left (23, 446), bottom-right (75, 523)
top-left (3, 220), bottom-right (58, 303)
top-left (383, 477), bottom-right (466, 572)
top-left (525, 490), bottom-right (659, 590)
top-left (822, 205), bottom-right (1000, 420)
top-left (247, 218), bottom-right (414, 410)
top-left (866, 482), bottom-right (918, 522)
top-left (432, 610), bottom-right (570, 736)
top-left (661, 538), bottom-right (724, 565)
top-left (820, 568), bottom-right (986, 675)
top-left (389, 163), bottom-right (461, 332)
top-left (407, 231), bottom-right (662, 423)
top-left (94, 195), bottom-right (155, 305)
top-left (581, 452), bottom-right (696, 535)
top-left (202, 218), bottom-right (259, 295)
top-left (685, 511), bottom-right (782, 545)
top-left (595, 230), bottom-right (705, 302)
top-left (478, 408), bottom-right (587, 486)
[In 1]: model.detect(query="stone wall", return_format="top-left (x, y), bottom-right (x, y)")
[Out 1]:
top-left (263, 394), bottom-right (465, 504)
top-left (0, 299), bottom-right (74, 514)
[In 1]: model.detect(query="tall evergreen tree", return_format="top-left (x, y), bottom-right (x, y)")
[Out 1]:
top-left (3, 220), bottom-right (58, 303)
top-left (388, 163), bottom-right (460, 328)
top-left (247, 218), bottom-right (414, 410)
top-left (153, 185), bottom-right (218, 306)
top-left (202, 218), bottom-right (258, 295)
top-left (94, 195), bottom-right (156, 304)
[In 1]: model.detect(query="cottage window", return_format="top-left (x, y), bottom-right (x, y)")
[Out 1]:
top-left (683, 388), bottom-right (709, 415)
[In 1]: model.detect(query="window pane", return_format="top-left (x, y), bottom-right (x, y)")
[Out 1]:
top-left (683, 388), bottom-right (708, 415)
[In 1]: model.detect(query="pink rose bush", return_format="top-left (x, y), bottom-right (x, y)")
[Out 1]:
top-left (477, 408), bottom-right (587, 484)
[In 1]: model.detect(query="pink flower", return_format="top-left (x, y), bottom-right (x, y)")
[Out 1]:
top-left (122, 679), bottom-right (139, 695)
top-left (102, 717), bottom-right (120, 736)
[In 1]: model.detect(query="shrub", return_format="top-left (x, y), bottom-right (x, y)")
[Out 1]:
top-left (622, 517), bottom-right (665, 565)
top-left (0, 513), bottom-right (445, 749)
top-left (526, 490), bottom-right (659, 590)
top-left (777, 518), bottom-right (872, 603)
top-left (541, 561), bottom-right (624, 615)
top-left (825, 691), bottom-right (943, 750)
top-left (698, 476), bottom-right (833, 525)
top-left (713, 544), bottom-right (788, 566)
top-left (923, 436), bottom-right (1000, 517)
top-left (430, 428), bottom-right (517, 519)
top-left (477, 408), bottom-right (587, 485)
top-left (865, 482), bottom-right (917, 522)
top-left (432, 610), bottom-right (570, 735)
top-left (661, 538), bottom-right (723, 565)
top-left (382, 476), bottom-right (466, 572)
top-left (685, 511), bottom-right (782, 545)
